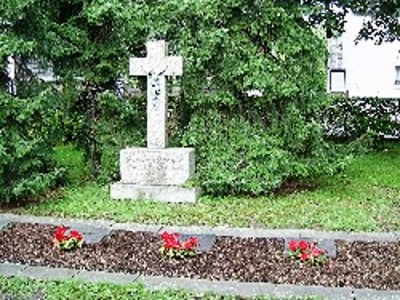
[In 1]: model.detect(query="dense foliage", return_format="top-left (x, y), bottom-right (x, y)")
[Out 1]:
top-left (323, 96), bottom-right (400, 141)
top-left (1, 0), bottom-right (148, 183)
top-left (0, 90), bottom-right (63, 203)
top-left (6, 0), bottom-right (394, 197)
top-left (301, 0), bottom-right (400, 43)
top-left (68, 90), bottom-right (145, 182)
top-left (145, 1), bottom-right (344, 195)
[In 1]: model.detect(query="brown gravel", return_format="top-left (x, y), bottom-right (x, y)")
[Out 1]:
top-left (0, 223), bottom-right (399, 291)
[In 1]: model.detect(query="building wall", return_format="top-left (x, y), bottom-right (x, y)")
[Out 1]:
top-left (330, 14), bottom-right (400, 98)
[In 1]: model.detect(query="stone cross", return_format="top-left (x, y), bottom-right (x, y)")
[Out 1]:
top-left (129, 40), bottom-right (183, 149)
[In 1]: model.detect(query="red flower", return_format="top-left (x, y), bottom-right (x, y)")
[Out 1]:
top-left (288, 240), bottom-right (299, 252)
top-left (55, 226), bottom-right (68, 242)
top-left (70, 230), bottom-right (83, 241)
top-left (183, 237), bottom-right (199, 251)
top-left (160, 232), bottom-right (200, 258)
top-left (161, 232), bottom-right (182, 250)
top-left (311, 247), bottom-right (324, 257)
top-left (166, 240), bottom-right (181, 250)
top-left (288, 239), bottom-right (328, 266)
top-left (161, 231), bottom-right (172, 241)
top-left (300, 252), bottom-right (309, 261)
top-left (299, 240), bottom-right (310, 251)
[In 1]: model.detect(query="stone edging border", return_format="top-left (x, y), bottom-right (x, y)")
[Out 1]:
top-left (1, 213), bottom-right (400, 299)
top-left (1, 262), bottom-right (399, 300)
top-left (1, 213), bottom-right (399, 241)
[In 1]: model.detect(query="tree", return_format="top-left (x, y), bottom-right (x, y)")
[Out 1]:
top-left (1, 0), bottom-right (152, 179)
top-left (142, 0), bottom-right (344, 195)
top-left (301, 0), bottom-right (400, 43)
top-left (5, 0), bottom-right (393, 196)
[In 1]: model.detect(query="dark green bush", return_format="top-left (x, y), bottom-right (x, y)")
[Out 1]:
top-left (65, 89), bottom-right (145, 183)
top-left (2, 0), bottom-right (347, 196)
top-left (96, 92), bottom-right (145, 183)
top-left (0, 90), bottom-right (64, 203)
top-left (148, 0), bottom-right (344, 195)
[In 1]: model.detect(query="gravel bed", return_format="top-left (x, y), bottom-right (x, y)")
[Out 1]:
top-left (0, 223), bottom-right (399, 291)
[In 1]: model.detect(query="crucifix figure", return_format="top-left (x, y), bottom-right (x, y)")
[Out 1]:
top-left (129, 41), bottom-right (183, 149)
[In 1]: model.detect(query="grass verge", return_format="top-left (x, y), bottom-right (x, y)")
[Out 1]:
top-left (0, 276), bottom-right (321, 300)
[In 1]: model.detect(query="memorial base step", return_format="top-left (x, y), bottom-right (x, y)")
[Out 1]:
top-left (110, 183), bottom-right (200, 203)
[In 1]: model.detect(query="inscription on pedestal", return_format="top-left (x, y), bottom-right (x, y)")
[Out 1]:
top-left (120, 148), bottom-right (195, 185)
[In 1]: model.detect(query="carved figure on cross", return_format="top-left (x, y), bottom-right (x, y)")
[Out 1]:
top-left (129, 40), bottom-right (183, 149)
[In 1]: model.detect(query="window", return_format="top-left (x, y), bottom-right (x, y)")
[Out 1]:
top-left (327, 37), bottom-right (346, 93)
top-left (395, 66), bottom-right (400, 86)
top-left (329, 69), bottom-right (346, 92)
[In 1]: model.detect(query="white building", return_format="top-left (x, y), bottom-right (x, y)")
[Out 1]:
top-left (328, 13), bottom-right (400, 98)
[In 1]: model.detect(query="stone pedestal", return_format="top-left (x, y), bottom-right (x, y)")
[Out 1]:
top-left (111, 148), bottom-right (200, 203)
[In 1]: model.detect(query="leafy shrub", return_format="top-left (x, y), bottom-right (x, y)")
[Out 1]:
top-left (2, 0), bottom-right (347, 196)
top-left (323, 96), bottom-right (400, 141)
top-left (0, 90), bottom-right (64, 203)
top-left (148, 0), bottom-right (345, 195)
top-left (66, 90), bottom-right (145, 183)
top-left (96, 92), bottom-right (145, 183)
top-left (183, 110), bottom-right (343, 195)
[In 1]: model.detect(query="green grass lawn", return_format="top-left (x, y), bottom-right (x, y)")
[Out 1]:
top-left (1, 143), bottom-right (399, 232)
top-left (0, 276), bottom-right (321, 300)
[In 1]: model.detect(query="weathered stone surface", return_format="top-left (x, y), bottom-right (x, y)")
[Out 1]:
top-left (284, 237), bottom-right (337, 258)
top-left (0, 292), bottom-right (45, 300)
top-left (129, 40), bottom-right (183, 149)
top-left (2, 213), bottom-right (400, 242)
top-left (0, 220), bottom-right (11, 230)
top-left (110, 184), bottom-right (200, 203)
top-left (119, 147), bottom-right (195, 186)
top-left (74, 270), bottom-right (139, 285)
top-left (66, 224), bottom-right (111, 245)
top-left (21, 266), bottom-right (79, 280)
top-left (136, 275), bottom-right (400, 299)
top-left (0, 262), bottom-right (26, 277)
top-left (178, 234), bottom-right (216, 252)
top-left (111, 223), bottom-right (163, 233)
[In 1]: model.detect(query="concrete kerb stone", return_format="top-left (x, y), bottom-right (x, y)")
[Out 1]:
top-left (19, 265), bottom-right (79, 281)
top-left (136, 274), bottom-right (400, 300)
top-left (160, 224), bottom-right (400, 242)
top-left (0, 262), bottom-right (27, 277)
top-left (209, 227), bottom-right (317, 239)
top-left (0, 213), bottom-right (162, 234)
top-left (73, 269), bottom-right (140, 285)
top-left (1, 213), bottom-right (400, 242)
top-left (1, 262), bottom-right (400, 299)
top-left (159, 225), bottom-right (217, 235)
top-left (0, 219), bottom-right (12, 231)
top-left (0, 213), bottom-right (114, 229)
top-left (309, 231), bottom-right (399, 242)
top-left (110, 222), bottom-right (163, 233)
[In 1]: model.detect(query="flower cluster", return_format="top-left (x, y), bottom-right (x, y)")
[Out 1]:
top-left (288, 240), bottom-right (328, 266)
top-left (53, 226), bottom-right (84, 251)
top-left (160, 231), bottom-right (199, 258)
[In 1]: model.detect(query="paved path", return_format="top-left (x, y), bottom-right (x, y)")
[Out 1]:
top-left (0, 213), bottom-right (399, 300)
